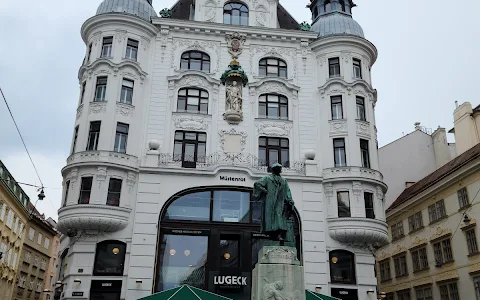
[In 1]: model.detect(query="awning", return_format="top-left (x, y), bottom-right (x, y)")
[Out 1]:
top-left (138, 285), bottom-right (233, 300)
top-left (306, 290), bottom-right (342, 300)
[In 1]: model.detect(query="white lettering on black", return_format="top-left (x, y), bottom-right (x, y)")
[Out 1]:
top-left (213, 276), bottom-right (248, 286)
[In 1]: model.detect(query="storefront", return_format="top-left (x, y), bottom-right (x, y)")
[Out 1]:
top-left (154, 186), bottom-right (302, 300)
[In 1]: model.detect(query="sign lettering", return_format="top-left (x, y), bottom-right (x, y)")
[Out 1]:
top-left (102, 283), bottom-right (112, 287)
top-left (219, 176), bottom-right (246, 182)
top-left (213, 276), bottom-right (248, 286)
top-left (72, 292), bottom-right (84, 297)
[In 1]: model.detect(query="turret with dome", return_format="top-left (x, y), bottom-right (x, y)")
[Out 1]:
top-left (309, 0), bottom-right (364, 37)
top-left (96, 0), bottom-right (157, 21)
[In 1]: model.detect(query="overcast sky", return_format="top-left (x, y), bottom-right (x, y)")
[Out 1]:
top-left (1, 0), bottom-right (479, 220)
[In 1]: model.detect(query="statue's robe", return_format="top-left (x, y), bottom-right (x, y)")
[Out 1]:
top-left (253, 174), bottom-right (294, 235)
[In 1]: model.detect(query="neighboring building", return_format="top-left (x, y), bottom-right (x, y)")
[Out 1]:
top-left (376, 143), bottom-right (480, 299)
top-left (44, 218), bottom-right (61, 300)
top-left (0, 161), bottom-right (31, 300)
top-left (56, 1), bottom-right (388, 300)
top-left (13, 205), bottom-right (59, 300)
top-left (450, 102), bottom-right (480, 156)
top-left (379, 125), bottom-right (456, 208)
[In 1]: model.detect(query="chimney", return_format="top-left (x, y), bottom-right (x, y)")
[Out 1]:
top-left (455, 101), bottom-right (459, 108)
top-left (414, 122), bottom-right (421, 131)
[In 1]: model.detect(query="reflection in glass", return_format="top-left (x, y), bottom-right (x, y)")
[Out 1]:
top-left (329, 250), bottom-right (356, 284)
top-left (164, 192), bottom-right (211, 221)
top-left (220, 237), bottom-right (239, 268)
top-left (213, 191), bottom-right (250, 223)
top-left (156, 234), bottom-right (208, 292)
top-left (337, 191), bottom-right (351, 217)
top-left (93, 241), bottom-right (126, 276)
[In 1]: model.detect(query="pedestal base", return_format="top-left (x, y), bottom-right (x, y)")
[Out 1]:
top-left (252, 246), bottom-right (305, 300)
top-left (223, 110), bottom-right (243, 124)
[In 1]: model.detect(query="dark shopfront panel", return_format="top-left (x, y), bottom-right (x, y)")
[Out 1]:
top-left (331, 288), bottom-right (358, 300)
top-left (90, 280), bottom-right (122, 300)
top-left (154, 186), bottom-right (302, 300)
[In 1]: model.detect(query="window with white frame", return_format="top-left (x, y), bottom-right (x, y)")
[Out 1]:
top-left (86, 121), bottom-right (101, 151)
top-left (28, 228), bottom-right (35, 241)
top-left (114, 123), bottom-right (129, 153)
top-left (259, 57), bottom-right (287, 78)
top-left (44, 237), bottom-right (50, 250)
top-left (333, 138), bottom-right (347, 167)
top-left (125, 39), bottom-right (139, 61)
top-left (177, 88), bottom-right (209, 114)
top-left (458, 187), bottom-right (469, 209)
top-left (94, 77), bottom-right (107, 102)
top-left (259, 94), bottom-right (288, 120)
top-left (356, 96), bottom-right (366, 121)
top-left (360, 139), bottom-right (371, 168)
top-left (433, 238), bottom-right (454, 265)
top-left (465, 228), bottom-right (479, 255)
top-left (0, 203), bottom-right (5, 221)
top-left (37, 233), bottom-right (42, 245)
top-left (337, 191), bottom-right (350, 217)
top-left (6, 210), bottom-right (13, 228)
top-left (120, 79), bottom-right (134, 105)
top-left (330, 96), bottom-right (343, 120)
top-left (101, 36), bottom-right (113, 58)
top-left (328, 57), bottom-right (341, 77)
top-left (353, 58), bottom-right (362, 79)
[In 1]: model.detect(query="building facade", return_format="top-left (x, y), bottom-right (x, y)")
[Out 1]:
top-left (56, 1), bottom-right (388, 300)
top-left (0, 161), bottom-right (31, 300)
top-left (377, 143), bottom-right (480, 299)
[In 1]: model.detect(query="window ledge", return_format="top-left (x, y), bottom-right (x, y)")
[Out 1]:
top-left (429, 215), bottom-right (448, 226)
top-left (395, 274), bottom-right (409, 279)
top-left (468, 252), bottom-right (480, 257)
top-left (380, 278), bottom-right (392, 283)
top-left (392, 235), bottom-right (406, 243)
top-left (409, 226), bottom-right (425, 235)
top-left (255, 117), bottom-right (292, 123)
top-left (458, 204), bottom-right (471, 212)
top-left (413, 267), bottom-right (430, 274)
top-left (328, 75), bottom-right (344, 80)
top-left (122, 57), bottom-right (138, 63)
top-left (100, 56), bottom-right (113, 60)
top-left (356, 119), bottom-right (369, 124)
top-left (173, 111), bottom-right (212, 117)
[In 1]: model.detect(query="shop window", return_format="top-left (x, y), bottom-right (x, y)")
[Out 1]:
top-left (259, 58), bottom-right (287, 78)
top-left (223, 2), bottom-right (249, 26)
top-left (329, 250), bottom-right (356, 284)
top-left (180, 51), bottom-right (210, 72)
top-left (212, 190), bottom-right (251, 223)
top-left (164, 191), bottom-right (211, 221)
top-left (93, 241), bottom-right (126, 276)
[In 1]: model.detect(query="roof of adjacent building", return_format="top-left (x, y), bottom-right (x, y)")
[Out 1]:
top-left (387, 143), bottom-right (480, 213)
top-left (474, 104), bottom-right (480, 113)
top-left (169, 0), bottom-right (300, 30)
top-left (28, 202), bottom-right (59, 235)
top-left (96, 0), bottom-right (157, 21)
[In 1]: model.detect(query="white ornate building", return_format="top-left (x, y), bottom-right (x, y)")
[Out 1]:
top-left (56, 0), bottom-right (388, 299)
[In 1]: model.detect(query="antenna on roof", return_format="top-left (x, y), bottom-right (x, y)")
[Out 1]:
top-left (455, 101), bottom-right (459, 108)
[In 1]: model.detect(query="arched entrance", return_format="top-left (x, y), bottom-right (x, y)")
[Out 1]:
top-left (153, 186), bottom-right (302, 300)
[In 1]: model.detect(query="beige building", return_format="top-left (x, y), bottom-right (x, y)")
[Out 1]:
top-left (0, 160), bottom-right (31, 300)
top-left (44, 218), bottom-right (60, 300)
top-left (13, 205), bottom-right (59, 300)
top-left (450, 102), bottom-right (480, 155)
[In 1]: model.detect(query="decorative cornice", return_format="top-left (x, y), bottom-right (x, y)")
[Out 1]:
top-left (391, 244), bottom-right (407, 256)
top-left (173, 114), bottom-right (211, 131)
top-left (171, 38), bottom-right (221, 73)
top-left (435, 270), bottom-right (459, 283)
top-left (78, 58), bottom-right (148, 83)
top-left (249, 77), bottom-right (300, 93)
top-left (89, 102), bottom-right (107, 114)
top-left (409, 236), bottom-right (428, 249)
top-left (329, 120), bottom-right (348, 137)
top-left (64, 151), bottom-right (139, 172)
top-left (310, 35), bottom-right (378, 66)
top-left (319, 78), bottom-right (376, 101)
top-left (430, 227), bottom-right (452, 242)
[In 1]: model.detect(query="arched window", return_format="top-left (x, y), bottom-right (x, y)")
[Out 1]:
top-left (223, 2), bottom-right (249, 26)
top-left (180, 51), bottom-right (211, 72)
top-left (339, 0), bottom-right (346, 12)
top-left (155, 187), bottom-right (302, 297)
top-left (177, 88), bottom-right (209, 114)
top-left (259, 58), bottom-right (287, 78)
top-left (329, 250), bottom-right (356, 284)
top-left (259, 94), bottom-right (288, 120)
top-left (93, 240), bottom-right (126, 276)
top-left (324, 0), bottom-right (332, 12)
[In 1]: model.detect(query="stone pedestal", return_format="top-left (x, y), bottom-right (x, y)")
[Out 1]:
top-left (252, 246), bottom-right (305, 300)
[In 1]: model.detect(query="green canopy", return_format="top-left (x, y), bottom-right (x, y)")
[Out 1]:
top-left (138, 285), bottom-right (233, 300)
top-left (306, 290), bottom-right (342, 300)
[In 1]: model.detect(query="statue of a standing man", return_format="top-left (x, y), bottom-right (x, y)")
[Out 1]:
top-left (253, 163), bottom-right (295, 243)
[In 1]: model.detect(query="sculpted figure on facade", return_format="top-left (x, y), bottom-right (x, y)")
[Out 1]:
top-left (226, 80), bottom-right (243, 112)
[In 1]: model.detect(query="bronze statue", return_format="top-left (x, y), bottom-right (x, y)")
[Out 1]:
top-left (253, 163), bottom-right (295, 244)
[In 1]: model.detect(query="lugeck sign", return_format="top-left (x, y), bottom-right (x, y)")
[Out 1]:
top-left (213, 275), bottom-right (248, 286)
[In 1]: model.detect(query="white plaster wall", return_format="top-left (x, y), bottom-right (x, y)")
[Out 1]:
top-left (379, 130), bottom-right (437, 208)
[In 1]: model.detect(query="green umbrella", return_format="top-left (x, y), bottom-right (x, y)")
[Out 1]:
top-left (138, 285), bottom-right (234, 300)
top-left (306, 290), bottom-right (342, 300)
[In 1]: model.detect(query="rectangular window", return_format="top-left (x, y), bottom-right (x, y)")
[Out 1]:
top-left (360, 139), bottom-right (371, 168)
top-left (86, 43), bottom-right (92, 63)
top-left (87, 121), bottom-right (101, 151)
top-left (19, 223), bottom-right (23, 235)
top-left (114, 123), bottom-right (129, 153)
top-left (101, 36), bottom-right (113, 58)
top-left (0, 203), bottom-right (5, 221)
top-left (258, 137), bottom-right (290, 168)
top-left (63, 181), bottom-right (70, 207)
top-left (337, 191), bottom-right (350, 217)
top-left (125, 39), bottom-right (139, 61)
top-left (28, 228), bottom-right (35, 241)
top-left (107, 178), bottom-right (122, 207)
top-left (353, 58), bottom-right (362, 79)
top-left (331, 96), bottom-right (343, 120)
top-left (329, 57), bottom-right (341, 77)
top-left (71, 126), bottom-right (79, 154)
top-left (394, 254), bottom-right (408, 277)
top-left (80, 82), bottom-right (86, 104)
top-left (79, 177), bottom-right (93, 204)
top-left (356, 96), bottom-right (366, 121)
top-left (364, 192), bottom-right (375, 219)
top-left (33, 255), bottom-right (39, 267)
top-left (25, 251), bottom-right (31, 263)
top-left (37, 233), bottom-right (42, 245)
top-left (6, 210), bottom-right (13, 228)
top-left (333, 138), bottom-right (347, 167)
top-left (439, 282), bottom-right (459, 300)
top-left (12, 251), bottom-right (17, 270)
top-left (474, 276), bottom-right (480, 300)
top-left (379, 259), bottom-right (391, 281)
top-left (120, 79), bottom-right (134, 104)
top-left (458, 187), bottom-right (469, 209)
top-left (94, 76), bottom-right (107, 102)
top-left (397, 290), bottom-right (411, 300)
top-left (44, 238), bottom-right (50, 249)
top-left (41, 259), bottom-right (47, 270)
top-left (411, 247), bottom-right (429, 272)
top-left (173, 131), bottom-right (207, 168)
top-left (408, 211), bottom-right (423, 232)
top-left (13, 216), bottom-right (18, 233)
top-left (433, 238), bottom-right (454, 265)
top-left (415, 287), bottom-right (433, 300)
top-left (258, 94), bottom-right (288, 120)
top-left (29, 279), bottom-right (34, 290)
top-left (466, 228), bottom-right (479, 255)
top-left (428, 199), bottom-right (446, 223)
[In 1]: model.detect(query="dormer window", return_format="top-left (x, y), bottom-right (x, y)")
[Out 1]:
top-left (224, 2), bottom-right (249, 26)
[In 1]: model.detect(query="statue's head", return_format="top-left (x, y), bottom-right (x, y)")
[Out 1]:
top-left (274, 281), bottom-right (284, 290)
top-left (232, 81), bottom-right (237, 86)
top-left (271, 163), bottom-right (282, 175)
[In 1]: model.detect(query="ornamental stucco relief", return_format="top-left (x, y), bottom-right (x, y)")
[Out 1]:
top-left (255, 121), bottom-right (292, 137)
top-left (116, 103), bottom-right (135, 117)
top-left (173, 115), bottom-right (210, 131)
top-left (255, 5), bottom-right (267, 27)
top-left (76, 104), bottom-right (83, 120)
top-left (89, 102), bottom-right (107, 114)
top-left (204, 1), bottom-right (216, 22)
top-left (218, 128), bottom-right (248, 152)
top-left (329, 120), bottom-right (348, 136)
top-left (356, 121), bottom-right (370, 138)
